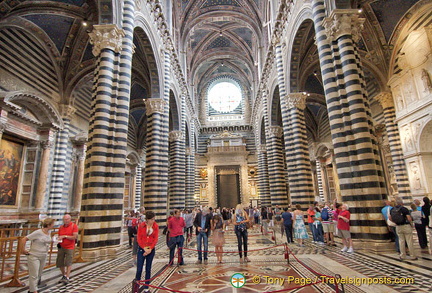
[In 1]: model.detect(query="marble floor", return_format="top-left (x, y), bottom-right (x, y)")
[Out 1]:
top-left (1, 226), bottom-right (431, 293)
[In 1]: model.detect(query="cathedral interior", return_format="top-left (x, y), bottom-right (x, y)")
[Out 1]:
top-left (1, 0), bottom-right (432, 292)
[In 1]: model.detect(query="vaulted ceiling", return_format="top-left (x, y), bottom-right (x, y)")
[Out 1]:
top-left (175, 0), bottom-right (263, 100)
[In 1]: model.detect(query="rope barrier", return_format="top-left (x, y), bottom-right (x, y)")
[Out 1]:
top-left (182, 243), bottom-right (285, 254)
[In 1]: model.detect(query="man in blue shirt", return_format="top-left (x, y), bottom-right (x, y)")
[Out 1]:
top-left (381, 200), bottom-right (399, 253)
top-left (281, 207), bottom-right (293, 243)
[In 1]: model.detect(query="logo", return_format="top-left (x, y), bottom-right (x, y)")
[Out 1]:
top-left (230, 273), bottom-right (246, 288)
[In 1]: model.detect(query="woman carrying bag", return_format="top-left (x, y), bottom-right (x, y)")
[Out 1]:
top-left (20, 218), bottom-right (56, 293)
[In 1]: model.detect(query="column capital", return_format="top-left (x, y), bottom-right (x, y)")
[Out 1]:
top-left (169, 130), bottom-right (184, 142)
top-left (89, 24), bottom-right (124, 56)
top-left (324, 9), bottom-right (365, 43)
top-left (284, 92), bottom-right (307, 110)
top-left (59, 104), bottom-right (76, 119)
top-left (41, 140), bottom-right (54, 150)
top-left (258, 144), bottom-right (267, 152)
top-left (186, 147), bottom-right (193, 156)
top-left (375, 92), bottom-right (394, 109)
top-left (268, 126), bottom-right (283, 138)
top-left (145, 98), bottom-right (168, 115)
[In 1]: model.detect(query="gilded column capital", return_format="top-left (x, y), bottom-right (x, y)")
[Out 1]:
top-left (284, 93), bottom-right (307, 110)
top-left (145, 98), bottom-right (168, 115)
top-left (169, 130), bottom-right (184, 142)
top-left (89, 24), bottom-right (124, 56)
top-left (375, 92), bottom-right (394, 109)
top-left (268, 126), bottom-right (283, 138)
top-left (323, 10), bottom-right (365, 43)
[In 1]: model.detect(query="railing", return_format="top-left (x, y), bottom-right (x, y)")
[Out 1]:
top-left (207, 145), bottom-right (247, 153)
top-left (0, 227), bottom-right (85, 287)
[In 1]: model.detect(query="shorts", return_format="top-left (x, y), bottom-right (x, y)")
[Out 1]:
top-left (56, 247), bottom-right (74, 267)
top-left (338, 229), bottom-right (351, 239)
top-left (323, 223), bottom-right (335, 233)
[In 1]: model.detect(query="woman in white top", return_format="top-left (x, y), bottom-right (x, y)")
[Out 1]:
top-left (20, 218), bottom-right (55, 293)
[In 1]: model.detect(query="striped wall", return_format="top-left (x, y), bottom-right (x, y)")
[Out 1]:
top-left (135, 165), bottom-right (142, 210)
top-left (312, 1), bottom-right (388, 240)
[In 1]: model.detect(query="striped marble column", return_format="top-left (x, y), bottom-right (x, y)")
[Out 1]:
top-left (266, 126), bottom-right (289, 206)
top-left (169, 130), bottom-right (186, 209)
top-left (135, 164), bottom-right (142, 210)
top-left (257, 144), bottom-right (271, 207)
top-left (144, 98), bottom-right (169, 221)
top-left (312, 2), bottom-right (388, 241)
top-left (315, 160), bottom-right (325, 202)
top-left (185, 147), bottom-right (195, 208)
top-left (376, 92), bottom-right (412, 204)
top-left (282, 93), bottom-right (315, 206)
top-left (47, 105), bottom-right (75, 219)
top-left (81, 23), bottom-right (129, 259)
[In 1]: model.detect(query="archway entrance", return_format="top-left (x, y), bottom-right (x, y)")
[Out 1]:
top-left (216, 166), bottom-right (240, 208)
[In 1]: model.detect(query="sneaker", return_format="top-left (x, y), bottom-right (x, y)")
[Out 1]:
top-left (341, 246), bottom-right (348, 252)
top-left (195, 260), bottom-right (202, 264)
top-left (63, 277), bottom-right (70, 284)
top-left (347, 247), bottom-right (354, 253)
top-left (58, 276), bottom-right (67, 283)
top-left (239, 257), bottom-right (243, 263)
top-left (244, 257), bottom-right (251, 262)
top-left (410, 257), bottom-right (418, 260)
top-left (204, 259), bottom-right (208, 264)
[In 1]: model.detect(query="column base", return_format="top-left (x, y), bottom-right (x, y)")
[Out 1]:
top-left (81, 245), bottom-right (123, 262)
top-left (352, 239), bottom-right (396, 253)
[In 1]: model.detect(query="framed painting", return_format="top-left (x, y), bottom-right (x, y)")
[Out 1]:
top-left (0, 138), bottom-right (24, 207)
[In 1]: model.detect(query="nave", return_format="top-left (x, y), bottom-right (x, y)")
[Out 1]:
top-left (2, 226), bottom-right (431, 293)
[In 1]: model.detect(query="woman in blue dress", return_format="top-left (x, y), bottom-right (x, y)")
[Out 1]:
top-left (293, 204), bottom-right (308, 247)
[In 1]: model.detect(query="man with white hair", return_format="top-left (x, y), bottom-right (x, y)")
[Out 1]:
top-left (337, 204), bottom-right (353, 253)
top-left (56, 214), bottom-right (78, 284)
top-left (193, 206), bottom-right (212, 264)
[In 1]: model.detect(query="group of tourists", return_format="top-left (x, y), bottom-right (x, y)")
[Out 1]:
top-left (382, 196), bottom-right (431, 260)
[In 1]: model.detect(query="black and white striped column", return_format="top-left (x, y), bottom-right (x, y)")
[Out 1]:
top-left (376, 92), bottom-right (412, 204)
top-left (185, 147), bottom-right (195, 208)
top-left (282, 93), bottom-right (315, 206)
top-left (135, 164), bottom-right (142, 210)
top-left (257, 144), bottom-right (271, 207)
top-left (315, 160), bottom-right (325, 202)
top-left (48, 105), bottom-right (75, 219)
top-left (169, 131), bottom-right (186, 209)
top-left (266, 126), bottom-right (289, 206)
top-left (81, 21), bottom-right (132, 258)
top-left (312, 2), bottom-right (388, 240)
top-left (143, 97), bottom-right (169, 222)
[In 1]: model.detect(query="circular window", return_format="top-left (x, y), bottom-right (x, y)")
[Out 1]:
top-left (208, 82), bottom-right (242, 113)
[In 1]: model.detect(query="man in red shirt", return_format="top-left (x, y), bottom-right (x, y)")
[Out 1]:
top-left (337, 204), bottom-right (353, 253)
top-left (168, 209), bottom-right (186, 265)
top-left (56, 214), bottom-right (78, 284)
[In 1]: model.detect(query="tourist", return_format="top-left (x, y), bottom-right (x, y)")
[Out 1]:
top-left (56, 214), bottom-right (78, 284)
top-left (167, 209), bottom-right (186, 265)
top-left (421, 197), bottom-right (430, 248)
top-left (313, 207), bottom-right (325, 244)
top-left (135, 211), bottom-right (159, 293)
top-left (233, 204), bottom-right (250, 263)
top-left (390, 197), bottom-right (417, 260)
top-left (382, 200), bottom-right (399, 252)
top-left (281, 207), bottom-right (293, 243)
top-left (183, 209), bottom-right (194, 243)
top-left (338, 204), bottom-right (353, 253)
top-left (261, 206), bottom-right (269, 234)
top-left (321, 202), bottom-right (336, 246)
top-left (307, 205), bottom-right (317, 242)
top-left (293, 205), bottom-right (308, 247)
top-left (193, 207), bottom-right (212, 264)
top-left (211, 214), bottom-right (225, 263)
top-left (20, 218), bottom-right (55, 293)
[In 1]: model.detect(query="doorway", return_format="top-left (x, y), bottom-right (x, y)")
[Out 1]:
top-left (216, 167), bottom-right (240, 208)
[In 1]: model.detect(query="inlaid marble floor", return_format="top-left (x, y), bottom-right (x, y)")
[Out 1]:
top-left (1, 226), bottom-right (431, 293)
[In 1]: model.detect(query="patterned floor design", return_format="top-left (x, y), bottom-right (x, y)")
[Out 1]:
top-left (1, 226), bottom-right (431, 293)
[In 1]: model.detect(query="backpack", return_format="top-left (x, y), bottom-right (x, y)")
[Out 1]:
top-left (390, 207), bottom-right (406, 225)
top-left (321, 208), bottom-right (329, 221)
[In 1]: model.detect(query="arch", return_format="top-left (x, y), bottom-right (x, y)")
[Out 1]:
top-left (1, 91), bottom-right (64, 129)
top-left (418, 119), bottom-right (432, 153)
top-left (169, 90), bottom-right (180, 131)
top-left (270, 85), bottom-right (282, 126)
top-left (126, 150), bottom-right (141, 166)
top-left (133, 18), bottom-right (163, 99)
